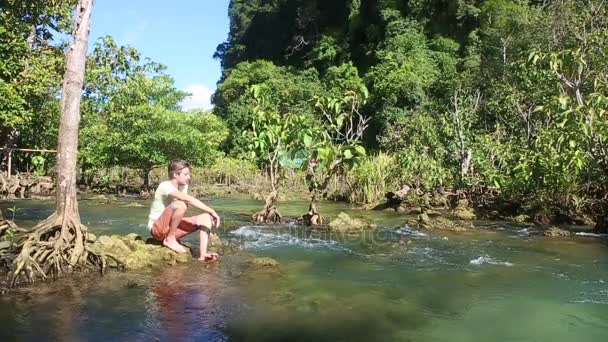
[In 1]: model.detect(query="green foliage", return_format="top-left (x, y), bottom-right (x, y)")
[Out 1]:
top-left (366, 18), bottom-right (439, 109)
top-left (244, 84), bottom-right (315, 190)
top-left (76, 37), bottom-right (228, 182)
top-left (0, 1), bottom-right (70, 153)
top-left (214, 60), bottom-right (323, 155)
top-left (195, 156), bottom-right (259, 186)
top-left (302, 88), bottom-right (369, 202)
top-left (348, 152), bottom-right (397, 204)
top-left (31, 155), bottom-right (45, 176)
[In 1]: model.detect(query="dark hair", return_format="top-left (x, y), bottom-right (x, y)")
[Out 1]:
top-left (168, 160), bottom-right (190, 178)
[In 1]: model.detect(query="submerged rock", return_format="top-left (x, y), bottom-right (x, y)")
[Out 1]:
top-left (248, 257), bottom-right (280, 268)
top-left (328, 212), bottom-right (373, 233)
top-left (543, 226), bottom-right (572, 237)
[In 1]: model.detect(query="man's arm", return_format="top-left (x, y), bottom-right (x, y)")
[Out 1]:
top-left (168, 191), bottom-right (220, 227)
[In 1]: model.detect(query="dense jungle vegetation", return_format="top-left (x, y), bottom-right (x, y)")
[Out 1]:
top-left (2, 0), bottom-right (608, 229)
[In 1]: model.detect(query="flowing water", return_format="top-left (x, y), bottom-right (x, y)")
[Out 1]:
top-left (1, 198), bottom-right (607, 341)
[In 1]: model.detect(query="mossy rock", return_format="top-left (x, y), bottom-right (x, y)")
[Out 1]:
top-left (85, 232), bottom-right (97, 243)
top-left (248, 257), bottom-right (280, 268)
top-left (412, 214), bottom-right (469, 232)
top-left (450, 199), bottom-right (476, 220)
top-left (93, 233), bottom-right (192, 269)
top-left (511, 214), bottom-right (530, 223)
top-left (328, 212), bottom-right (372, 233)
top-left (209, 233), bottom-right (222, 248)
top-left (543, 226), bottom-right (572, 237)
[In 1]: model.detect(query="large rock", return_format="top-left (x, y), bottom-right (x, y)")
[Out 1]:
top-left (328, 212), bottom-right (373, 233)
top-left (91, 234), bottom-right (192, 270)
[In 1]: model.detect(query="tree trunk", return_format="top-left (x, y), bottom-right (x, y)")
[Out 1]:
top-left (6, 0), bottom-right (116, 288)
top-left (299, 193), bottom-right (324, 225)
top-left (55, 0), bottom-right (92, 219)
top-left (142, 167), bottom-right (150, 189)
top-left (252, 190), bottom-right (282, 223)
top-left (0, 130), bottom-right (18, 173)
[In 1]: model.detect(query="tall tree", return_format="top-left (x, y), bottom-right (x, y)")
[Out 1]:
top-left (10, 0), bottom-right (111, 286)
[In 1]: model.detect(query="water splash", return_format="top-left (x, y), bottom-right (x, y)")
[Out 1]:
top-left (230, 226), bottom-right (349, 252)
top-left (469, 255), bottom-right (514, 267)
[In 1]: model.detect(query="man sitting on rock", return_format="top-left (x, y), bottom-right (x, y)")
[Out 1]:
top-left (147, 160), bottom-right (220, 260)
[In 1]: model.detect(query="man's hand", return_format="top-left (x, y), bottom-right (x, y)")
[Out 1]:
top-left (210, 211), bottom-right (221, 228)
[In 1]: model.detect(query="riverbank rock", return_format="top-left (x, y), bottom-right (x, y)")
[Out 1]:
top-left (511, 214), bottom-right (531, 223)
top-left (411, 213), bottom-right (470, 232)
top-left (543, 226), bottom-right (572, 237)
top-left (451, 199), bottom-right (476, 220)
top-left (328, 212), bottom-right (373, 233)
top-left (90, 234), bottom-right (192, 270)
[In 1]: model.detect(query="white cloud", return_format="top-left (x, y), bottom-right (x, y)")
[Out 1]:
top-left (181, 84), bottom-right (214, 111)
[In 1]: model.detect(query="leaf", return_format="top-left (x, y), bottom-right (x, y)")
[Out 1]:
top-left (344, 149), bottom-right (353, 159)
top-left (354, 145), bottom-right (366, 156)
top-left (303, 134), bottom-right (312, 147)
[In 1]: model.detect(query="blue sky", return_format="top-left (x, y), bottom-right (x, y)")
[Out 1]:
top-left (89, 0), bottom-right (230, 110)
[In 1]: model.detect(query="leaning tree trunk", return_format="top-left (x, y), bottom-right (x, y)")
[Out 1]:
top-left (8, 0), bottom-right (117, 287)
top-left (252, 189), bottom-right (282, 223)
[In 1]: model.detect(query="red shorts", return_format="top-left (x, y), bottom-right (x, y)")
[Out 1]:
top-left (151, 205), bottom-right (201, 241)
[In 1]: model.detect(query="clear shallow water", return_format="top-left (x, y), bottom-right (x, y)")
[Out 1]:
top-left (1, 198), bottom-right (607, 341)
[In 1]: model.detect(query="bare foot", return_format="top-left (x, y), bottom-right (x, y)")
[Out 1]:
top-left (198, 252), bottom-right (219, 261)
top-left (163, 237), bottom-right (188, 253)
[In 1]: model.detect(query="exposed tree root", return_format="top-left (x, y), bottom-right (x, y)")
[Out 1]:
top-left (251, 190), bottom-right (282, 223)
top-left (298, 202), bottom-right (324, 226)
top-left (5, 213), bottom-right (121, 289)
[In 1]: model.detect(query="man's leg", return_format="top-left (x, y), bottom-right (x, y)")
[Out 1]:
top-left (164, 200), bottom-right (188, 253)
top-left (173, 213), bottom-right (217, 260)
top-left (196, 213), bottom-right (217, 260)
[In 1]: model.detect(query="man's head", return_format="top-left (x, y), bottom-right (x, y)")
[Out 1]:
top-left (168, 160), bottom-right (191, 185)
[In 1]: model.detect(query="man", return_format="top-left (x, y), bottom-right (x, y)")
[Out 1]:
top-left (147, 160), bottom-right (220, 260)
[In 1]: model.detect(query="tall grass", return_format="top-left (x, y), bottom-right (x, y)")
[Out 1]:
top-left (348, 153), bottom-right (397, 204)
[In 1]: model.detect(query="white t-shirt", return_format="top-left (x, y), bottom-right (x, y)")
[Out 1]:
top-left (147, 180), bottom-right (188, 229)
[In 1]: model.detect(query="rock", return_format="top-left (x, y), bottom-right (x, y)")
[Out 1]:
top-left (85, 232), bottom-right (97, 243)
top-left (123, 202), bottom-right (145, 208)
top-left (418, 213), bottom-right (430, 224)
top-left (413, 214), bottom-right (469, 232)
top-left (124, 233), bottom-right (142, 241)
top-left (209, 233), bottom-right (222, 248)
top-left (511, 214), bottom-right (530, 223)
top-left (97, 235), bottom-right (115, 249)
top-left (451, 199), bottom-right (476, 220)
top-left (92, 233), bottom-right (192, 270)
top-left (139, 191), bottom-right (151, 200)
top-left (430, 191), bottom-right (449, 209)
top-left (248, 257), bottom-right (280, 267)
top-left (123, 249), bottom-right (155, 270)
top-left (406, 207), bottom-right (423, 215)
top-left (543, 226), bottom-right (572, 237)
top-left (328, 212), bottom-right (372, 233)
